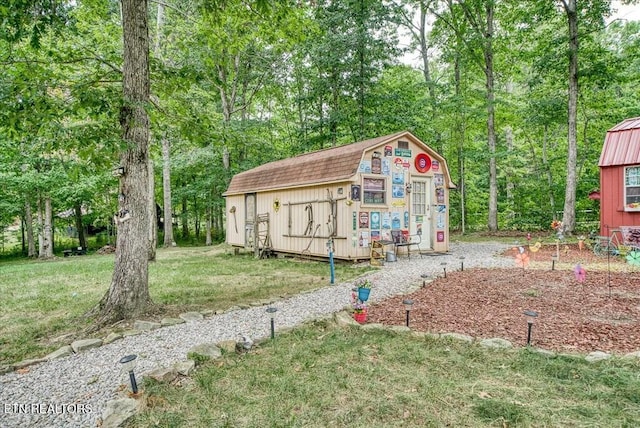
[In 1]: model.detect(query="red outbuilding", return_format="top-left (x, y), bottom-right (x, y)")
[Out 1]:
top-left (598, 117), bottom-right (640, 235)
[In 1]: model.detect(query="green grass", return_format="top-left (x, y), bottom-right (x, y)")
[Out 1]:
top-left (0, 245), bottom-right (372, 366)
top-left (131, 321), bottom-right (640, 427)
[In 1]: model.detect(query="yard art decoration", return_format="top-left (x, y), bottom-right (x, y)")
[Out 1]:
top-left (514, 246), bottom-right (530, 276)
top-left (529, 241), bottom-right (542, 256)
top-left (351, 279), bottom-right (372, 323)
top-left (626, 251), bottom-right (640, 267)
top-left (574, 263), bottom-right (586, 283)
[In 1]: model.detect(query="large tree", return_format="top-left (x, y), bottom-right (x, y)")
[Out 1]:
top-left (93, 0), bottom-right (153, 323)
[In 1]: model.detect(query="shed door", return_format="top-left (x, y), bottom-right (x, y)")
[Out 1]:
top-left (410, 179), bottom-right (432, 250)
top-left (244, 193), bottom-right (256, 248)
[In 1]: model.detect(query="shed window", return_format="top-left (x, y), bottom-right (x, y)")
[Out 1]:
top-left (625, 166), bottom-right (640, 211)
top-left (363, 177), bottom-right (386, 204)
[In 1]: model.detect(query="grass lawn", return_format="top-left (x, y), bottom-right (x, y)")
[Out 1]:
top-left (0, 245), bottom-right (372, 366)
top-left (131, 320), bottom-right (640, 427)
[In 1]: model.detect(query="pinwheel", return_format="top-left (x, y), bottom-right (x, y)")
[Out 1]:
top-left (574, 264), bottom-right (586, 283)
top-left (515, 252), bottom-right (530, 276)
top-left (515, 252), bottom-right (530, 268)
top-left (626, 251), bottom-right (640, 266)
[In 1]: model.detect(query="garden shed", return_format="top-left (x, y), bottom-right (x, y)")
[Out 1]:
top-left (598, 117), bottom-right (640, 235)
top-left (223, 131), bottom-right (455, 260)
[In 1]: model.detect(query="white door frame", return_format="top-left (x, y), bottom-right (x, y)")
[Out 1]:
top-left (410, 177), bottom-right (432, 250)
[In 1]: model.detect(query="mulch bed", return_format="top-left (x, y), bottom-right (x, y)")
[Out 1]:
top-left (368, 243), bottom-right (640, 354)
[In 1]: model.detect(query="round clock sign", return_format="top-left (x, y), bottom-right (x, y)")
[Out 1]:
top-left (415, 153), bottom-right (431, 173)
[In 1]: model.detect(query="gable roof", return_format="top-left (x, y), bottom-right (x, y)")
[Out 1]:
top-left (224, 132), bottom-right (407, 195)
top-left (599, 117), bottom-right (640, 167)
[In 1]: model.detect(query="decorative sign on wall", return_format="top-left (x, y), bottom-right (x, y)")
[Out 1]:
top-left (436, 188), bottom-right (445, 204)
top-left (359, 231), bottom-right (369, 247)
top-left (359, 211), bottom-right (369, 228)
top-left (358, 160), bottom-right (371, 173)
top-left (371, 230), bottom-right (380, 241)
top-left (395, 148), bottom-right (412, 158)
top-left (384, 145), bottom-right (393, 157)
top-left (352, 212), bottom-right (357, 230)
top-left (415, 153), bottom-right (431, 173)
top-left (370, 211), bottom-right (380, 229)
top-left (351, 184), bottom-right (361, 201)
top-left (432, 160), bottom-right (440, 171)
top-left (382, 158), bottom-right (390, 176)
top-left (392, 172), bottom-right (404, 184)
top-left (382, 212), bottom-right (391, 229)
top-left (371, 152), bottom-right (381, 174)
top-left (437, 213), bottom-right (445, 229)
top-left (391, 212), bottom-right (401, 229)
top-left (404, 211), bottom-right (409, 228)
top-left (434, 174), bottom-right (444, 187)
top-left (437, 231), bottom-right (445, 242)
top-left (392, 185), bottom-right (404, 198)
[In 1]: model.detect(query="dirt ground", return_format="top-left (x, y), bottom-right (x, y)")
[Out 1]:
top-left (368, 243), bottom-right (640, 354)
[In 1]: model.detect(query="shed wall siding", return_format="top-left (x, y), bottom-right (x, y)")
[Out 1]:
top-left (600, 166), bottom-right (640, 235)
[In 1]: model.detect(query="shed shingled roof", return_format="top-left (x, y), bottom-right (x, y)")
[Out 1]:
top-left (599, 117), bottom-right (640, 167)
top-left (224, 132), bottom-right (408, 195)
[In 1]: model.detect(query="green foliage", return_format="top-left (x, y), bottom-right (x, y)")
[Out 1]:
top-left (1, 0), bottom-right (639, 248)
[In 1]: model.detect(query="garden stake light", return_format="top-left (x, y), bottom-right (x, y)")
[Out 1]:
top-left (119, 354), bottom-right (138, 394)
top-left (266, 307), bottom-right (278, 339)
top-left (420, 273), bottom-right (431, 287)
top-left (441, 262), bottom-right (447, 278)
top-left (403, 299), bottom-right (414, 327)
top-left (523, 310), bottom-right (538, 346)
top-left (551, 254), bottom-right (558, 271)
top-left (459, 256), bottom-right (465, 271)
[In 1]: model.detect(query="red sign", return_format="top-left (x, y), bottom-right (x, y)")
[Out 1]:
top-left (394, 157), bottom-right (404, 169)
top-left (415, 153), bottom-right (431, 173)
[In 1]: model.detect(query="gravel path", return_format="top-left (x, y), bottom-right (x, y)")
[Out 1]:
top-left (0, 242), bottom-right (512, 427)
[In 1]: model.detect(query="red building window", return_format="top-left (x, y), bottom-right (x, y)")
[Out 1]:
top-left (625, 166), bottom-right (640, 211)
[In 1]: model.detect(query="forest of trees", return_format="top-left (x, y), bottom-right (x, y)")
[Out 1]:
top-left (0, 1), bottom-right (638, 320)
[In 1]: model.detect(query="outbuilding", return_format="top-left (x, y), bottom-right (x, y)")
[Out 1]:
top-left (223, 131), bottom-right (455, 260)
top-left (598, 117), bottom-right (640, 237)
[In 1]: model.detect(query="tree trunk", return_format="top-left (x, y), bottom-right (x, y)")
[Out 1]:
top-left (25, 199), bottom-right (36, 257)
top-left (93, 0), bottom-right (152, 324)
top-left (205, 201), bottom-right (212, 246)
top-left (505, 126), bottom-right (514, 202)
top-left (542, 125), bottom-right (556, 217)
top-left (148, 157), bottom-right (157, 261)
top-left (182, 197), bottom-right (188, 238)
top-left (39, 196), bottom-right (53, 259)
top-left (74, 203), bottom-right (87, 249)
top-left (162, 134), bottom-right (174, 246)
top-left (454, 53), bottom-right (466, 234)
top-left (561, 0), bottom-right (578, 234)
top-left (484, 2), bottom-right (498, 232)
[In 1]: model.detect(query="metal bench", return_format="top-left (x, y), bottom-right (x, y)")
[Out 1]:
top-left (392, 231), bottom-right (422, 259)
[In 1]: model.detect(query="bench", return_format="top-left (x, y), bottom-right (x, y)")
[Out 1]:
top-left (63, 247), bottom-right (87, 257)
top-left (391, 231), bottom-right (422, 259)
